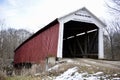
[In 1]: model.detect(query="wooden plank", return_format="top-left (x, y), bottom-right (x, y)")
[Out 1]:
top-left (89, 31), bottom-right (98, 52)
top-left (84, 32), bottom-right (88, 55)
top-left (67, 40), bottom-right (74, 56)
top-left (73, 39), bottom-right (76, 57)
top-left (75, 37), bottom-right (84, 54)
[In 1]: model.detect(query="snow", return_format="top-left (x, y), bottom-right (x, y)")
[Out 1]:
top-left (84, 63), bottom-right (91, 67)
top-left (55, 67), bottom-right (83, 80)
top-left (55, 67), bottom-right (101, 80)
top-left (54, 67), bottom-right (119, 80)
top-left (34, 73), bottom-right (41, 76)
top-left (66, 59), bottom-right (74, 63)
top-left (48, 64), bottom-right (59, 71)
top-left (55, 67), bottom-right (79, 80)
top-left (93, 72), bottom-right (104, 76)
top-left (112, 78), bottom-right (120, 80)
top-left (113, 74), bottom-right (118, 76)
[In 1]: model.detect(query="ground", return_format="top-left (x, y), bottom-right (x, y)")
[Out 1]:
top-left (7, 58), bottom-right (120, 80)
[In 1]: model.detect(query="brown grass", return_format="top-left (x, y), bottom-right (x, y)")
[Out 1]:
top-left (0, 71), bottom-right (6, 80)
top-left (6, 76), bottom-right (42, 80)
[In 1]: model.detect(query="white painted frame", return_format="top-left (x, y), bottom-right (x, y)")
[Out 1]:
top-left (57, 7), bottom-right (106, 59)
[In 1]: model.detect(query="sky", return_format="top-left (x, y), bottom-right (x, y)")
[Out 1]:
top-left (0, 0), bottom-right (107, 32)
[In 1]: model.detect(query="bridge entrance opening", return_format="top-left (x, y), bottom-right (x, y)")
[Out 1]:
top-left (62, 20), bottom-right (98, 58)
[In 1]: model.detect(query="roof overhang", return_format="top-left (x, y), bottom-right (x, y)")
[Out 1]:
top-left (58, 7), bottom-right (106, 28)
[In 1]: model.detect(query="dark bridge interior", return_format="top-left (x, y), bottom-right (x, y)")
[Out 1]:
top-left (62, 20), bottom-right (98, 58)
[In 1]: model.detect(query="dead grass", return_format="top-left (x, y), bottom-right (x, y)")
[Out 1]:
top-left (0, 71), bottom-right (7, 80)
top-left (6, 76), bottom-right (42, 80)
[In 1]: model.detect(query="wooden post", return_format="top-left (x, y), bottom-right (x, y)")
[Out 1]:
top-left (98, 28), bottom-right (104, 59)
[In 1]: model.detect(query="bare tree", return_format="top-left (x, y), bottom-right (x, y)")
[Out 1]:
top-left (0, 20), bottom-right (33, 72)
top-left (0, 20), bottom-right (7, 71)
top-left (104, 0), bottom-right (120, 60)
top-left (105, 0), bottom-right (120, 12)
top-left (0, 20), bottom-right (6, 58)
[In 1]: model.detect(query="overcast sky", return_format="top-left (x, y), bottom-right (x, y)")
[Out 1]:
top-left (0, 0), bottom-right (107, 32)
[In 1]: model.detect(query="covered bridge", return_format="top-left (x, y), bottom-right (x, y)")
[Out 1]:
top-left (14, 7), bottom-right (106, 67)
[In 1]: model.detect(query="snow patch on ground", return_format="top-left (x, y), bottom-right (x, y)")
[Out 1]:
top-left (48, 64), bottom-right (59, 71)
top-left (55, 67), bottom-right (120, 80)
top-left (66, 59), bottom-right (74, 63)
top-left (84, 63), bottom-right (91, 67)
top-left (93, 72), bottom-right (104, 76)
top-left (55, 67), bottom-right (82, 80)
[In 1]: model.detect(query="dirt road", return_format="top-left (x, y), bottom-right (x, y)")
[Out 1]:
top-left (76, 58), bottom-right (120, 69)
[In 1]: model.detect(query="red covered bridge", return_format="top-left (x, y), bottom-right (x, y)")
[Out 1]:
top-left (14, 7), bottom-right (106, 68)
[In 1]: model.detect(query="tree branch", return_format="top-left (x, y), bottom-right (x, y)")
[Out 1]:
top-left (105, 0), bottom-right (120, 12)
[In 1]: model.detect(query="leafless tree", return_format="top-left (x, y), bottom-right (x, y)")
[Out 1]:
top-left (0, 20), bottom-right (33, 72)
top-left (105, 0), bottom-right (120, 12)
top-left (104, 0), bottom-right (120, 60)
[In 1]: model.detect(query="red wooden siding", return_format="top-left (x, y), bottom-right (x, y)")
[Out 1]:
top-left (14, 23), bottom-right (59, 64)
